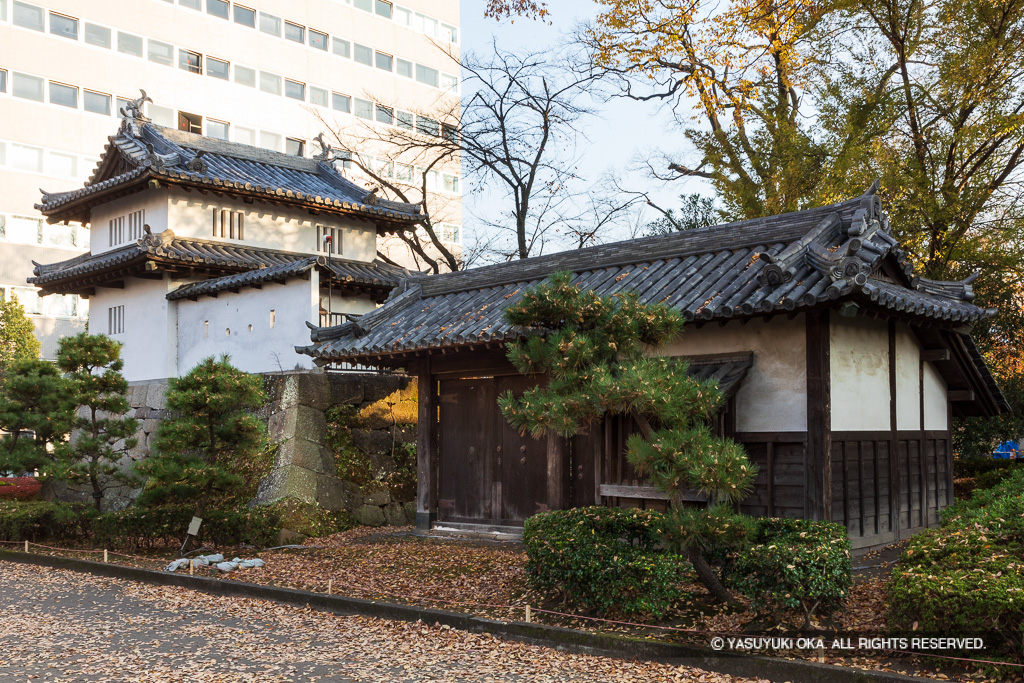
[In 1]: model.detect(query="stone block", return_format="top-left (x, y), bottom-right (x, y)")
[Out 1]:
top-left (362, 488), bottom-right (391, 506)
top-left (146, 382), bottom-right (169, 410)
top-left (142, 419), bottom-right (161, 436)
top-left (268, 404), bottom-right (327, 444)
top-left (392, 424), bottom-right (417, 444)
top-left (295, 372), bottom-right (332, 411)
top-left (327, 374), bottom-right (364, 406)
top-left (276, 438), bottom-right (334, 475)
top-left (351, 428), bottom-right (393, 456)
top-left (403, 501), bottom-right (417, 520)
top-left (361, 374), bottom-right (410, 404)
top-left (341, 481), bottom-right (363, 511)
top-left (353, 504), bottom-right (386, 527)
top-left (255, 466), bottom-right (348, 511)
top-left (277, 528), bottom-right (306, 546)
top-left (383, 502), bottom-right (409, 527)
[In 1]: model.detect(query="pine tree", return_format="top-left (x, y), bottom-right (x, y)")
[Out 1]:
top-left (0, 295), bottom-right (42, 376)
top-left (54, 333), bottom-right (138, 512)
top-left (135, 356), bottom-right (266, 550)
top-left (0, 359), bottom-right (73, 482)
top-left (499, 272), bottom-right (757, 603)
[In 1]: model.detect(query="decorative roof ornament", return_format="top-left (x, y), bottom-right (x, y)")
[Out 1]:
top-left (313, 133), bottom-right (333, 162)
top-left (185, 150), bottom-right (208, 174)
top-left (118, 89), bottom-right (153, 135)
top-left (363, 187), bottom-right (380, 205)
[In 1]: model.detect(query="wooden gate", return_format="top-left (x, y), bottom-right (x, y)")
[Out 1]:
top-left (436, 376), bottom-right (548, 525)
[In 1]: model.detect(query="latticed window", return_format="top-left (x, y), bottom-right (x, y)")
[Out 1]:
top-left (317, 225), bottom-right (342, 255)
top-left (212, 209), bottom-right (245, 240)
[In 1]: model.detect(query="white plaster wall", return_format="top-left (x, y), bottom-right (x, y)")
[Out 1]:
top-left (830, 316), bottom-right (890, 431)
top-left (176, 277), bottom-right (321, 375)
top-left (90, 276), bottom-right (178, 382)
top-left (895, 324), bottom-right (922, 430)
top-left (923, 362), bottom-right (949, 430)
top-left (168, 191), bottom-right (377, 260)
top-left (89, 190), bottom-right (169, 254)
top-left (659, 316), bottom-right (807, 432)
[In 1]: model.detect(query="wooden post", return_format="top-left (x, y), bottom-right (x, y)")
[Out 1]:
top-left (546, 431), bottom-right (564, 511)
top-left (103, 549), bottom-right (108, 563)
top-left (888, 319), bottom-right (900, 540)
top-left (328, 579), bottom-right (332, 595)
top-left (24, 540), bottom-right (28, 553)
top-left (805, 309), bottom-right (832, 521)
top-left (416, 357), bottom-right (438, 531)
top-left (189, 560), bottom-right (194, 576)
top-left (525, 605), bottom-right (532, 623)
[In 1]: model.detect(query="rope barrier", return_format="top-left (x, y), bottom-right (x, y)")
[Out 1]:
top-left (4, 540), bottom-right (1023, 670)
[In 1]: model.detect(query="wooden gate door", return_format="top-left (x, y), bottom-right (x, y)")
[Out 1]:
top-left (437, 376), bottom-right (548, 526)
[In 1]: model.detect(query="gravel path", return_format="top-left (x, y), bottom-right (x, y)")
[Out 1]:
top-left (0, 561), bottom-right (764, 683)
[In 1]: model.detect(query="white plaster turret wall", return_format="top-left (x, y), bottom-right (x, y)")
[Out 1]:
top-left (89, 189), bottom-right (170, 254)
top-left (91, 275), bottom-right (179, 382)
top-left (660, 316), bottom-right (808, 432)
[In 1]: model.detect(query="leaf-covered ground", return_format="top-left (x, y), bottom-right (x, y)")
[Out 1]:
top-left (0, 560), bottom-right (763, 682)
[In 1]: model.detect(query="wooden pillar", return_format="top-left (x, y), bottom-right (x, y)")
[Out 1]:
top-left (888, 319), bottom-right (900, 540)
top-left (416, 357), bottom-right (438, 531)
top-left (805, 309), bottom-right (831, 521)
top-left (546, 431), bottom-right (564, 511)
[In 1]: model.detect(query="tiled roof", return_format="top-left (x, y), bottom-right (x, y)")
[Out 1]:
top-left (28, 228), bottom-right (400, 297)
top-left (36, 121), bottom-right (422, 226)
top-left (298, 188), bottom-right (997, 362)
top-left (166, 254), bottom-right (405, 301)
top-left (687, 354), bottom-right (754, 399)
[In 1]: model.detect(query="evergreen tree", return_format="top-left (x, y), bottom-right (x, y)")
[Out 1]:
top-left (0, 295), bottom-right (42, 375)
top-left (135, 356), bottom-right (266, 548)
top-left (499, 272), bottom-right (756, 603)
top-left (55, 333), bottom-right (138, 512)
top-left (0, 359), bottom-right (73, 480)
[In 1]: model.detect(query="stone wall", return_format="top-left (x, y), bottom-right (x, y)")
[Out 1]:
top-left (97, 370), bottom-right (418, 532)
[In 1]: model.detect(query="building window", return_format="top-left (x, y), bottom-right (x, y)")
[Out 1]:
top-left (212, 209), bottom-right (244, 239)
top-left (179, 0), bottom-right (201, 10)
top-left (117, 32), bottom-right (143, 57)
top-left (395, 110), bottom-right (413, 130)
top-left (49, 82), bottom-right (78, 108)
top-left (84, 23), bottom-right (111, 48)
top-left (375, 104), bottom-right (393, 125)
top-left (10, 144), bottom-right (42, 172)
top-left (259, 71), bottom-right (281, 95)
top-left (0, 70), bottom-right (6, 94)
top-left (416, 115), bottom-right (439, 137)
top-left (332, 92), bottom-right (351, 113)
top-left (12, 2), bottom-right (43, 32)
top-left (9, 215), bottom-right (42, 243)
top-left (286, 138), bottom-right (305, 156)
top-left (207, 0), bottom-right (229, 19)
top-left (353, 43), bottom-right (372, 66)
top-left (45, 151), bottom-right (76, 177)
top-left (332, 38), bottom-right (350, 59)
top-left (178, 49), bottom-right (202, 74)
top-left (45, 293), bottom-right (77, 318)
top-left (441, 74), bottom-right (458, 93)
top-left (204, 320), bottom-right (209, 337)
top-left (207, 57), bottom-right (229, 80)
top-left (259, 131), bottom-right (281, 151)
top-left (317, 225), bottom-right (342, 255)
top-left (108, 305), bottom-right (124, 335)
top-left (49, 11), bottom-right (77, 39)
top-left (443, 174), bottom-right (460, 194)
top-left (354, 0), bottom-right (372, 11)
top-left (148, 103), bottom-right (175, 126)
top-left (148, 40), bottom-right (174, 66)
top-left (269, 310), bottom-right (275, 329)
top-left (127, 209), bottom-right (144, 242)
top-left (335, 151), bottom-right (352, 170)
top-left (284, 21), bottom-right (304, 43)
top-left (108, 216), bottom-right (124, 246)
top-left (442, 23), bottom-right (458, 43)
top-left (207, 119), bottom-right (229, 140)
top-left (259, 12), bottom-right (280, 36)
top-left (416, 65), bottom-right (439, 88)
top-left (443, 124), bottom-right (458, 143)
top-left (310, 86), bottom-right (328, 107)
top-left (375, 52), bottom-right (393, 71)
top-left (376, 1), bottom-right (393, 19)
top-left (233, 126), bottom-right (255, 145)
top-left (83, 90), bottom-right (111, 115)
top-left (284, 79), bottom-right (305, 101)
top-left (309, 29), bottom-right (327, 50)
top-left (395, 163), bottom-right (412, 182)
top-left (234, 65), bottom-right (256, 87)
top-left (396, 58), bottom-right (413, 78)
top-left (354, 98), bottom-right (373, 120)
top-left (11, 287), bottom-right (42, 315)
top-left (12, 72), bottom-right (43, 102)
top-left (394, 6), bottom-right (411, 26)
top-left (233, 4), bottom-right (255, 27)
top-left (178, 111), bottom-right (202, 134)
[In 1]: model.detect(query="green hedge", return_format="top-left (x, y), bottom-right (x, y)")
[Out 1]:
top-left (92, 505), bottom-right (281, 551)
top-left (889, 468), bottom-right (1024, 660)
top-left (0, 500), bottom-right (94, 543)
top-left (952, 457), bottom-right (1022, 480)
top-left (522, 506), bottom-right (691, 620)
top-left (727, 518), bottom-right (852, 626)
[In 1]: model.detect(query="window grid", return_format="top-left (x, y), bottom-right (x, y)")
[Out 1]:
top-left (108, 305), bottom-right (124, 335)
top-left (108, 216), bottom-right (124, 246)
top-left (212, 209), bottom-right (245, 240)
top-left (127, 209), bottom-right (144, 242)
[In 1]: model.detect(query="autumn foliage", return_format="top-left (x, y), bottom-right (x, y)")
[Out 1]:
top-left (0, 477), bottom-right (42, 502)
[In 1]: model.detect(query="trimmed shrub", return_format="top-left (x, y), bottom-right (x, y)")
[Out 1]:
top-left (92, 505), bottom-right (281, 551)
top-left (0, 500), bottom-right (93, 542)
top-left (522, 506), bottom-right (691, 620)
top-left (953, 457), bottom-right (1022, 480)
top-left (728, 518), bottom-right (852, 628)
top-left (0, 477), bottom-right (42, 502)
top-left (889, 470), bottom-right (1024, 660)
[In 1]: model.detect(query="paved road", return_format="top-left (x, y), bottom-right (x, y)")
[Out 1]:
top-left (0, 561), bottom-right (757, 683)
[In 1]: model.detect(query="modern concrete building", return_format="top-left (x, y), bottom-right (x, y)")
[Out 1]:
top-left (0, 0), bottom-right (461, 358)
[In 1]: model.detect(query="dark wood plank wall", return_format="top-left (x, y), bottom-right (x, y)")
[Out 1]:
top-left (736, 434), bottom-right (808, 520)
